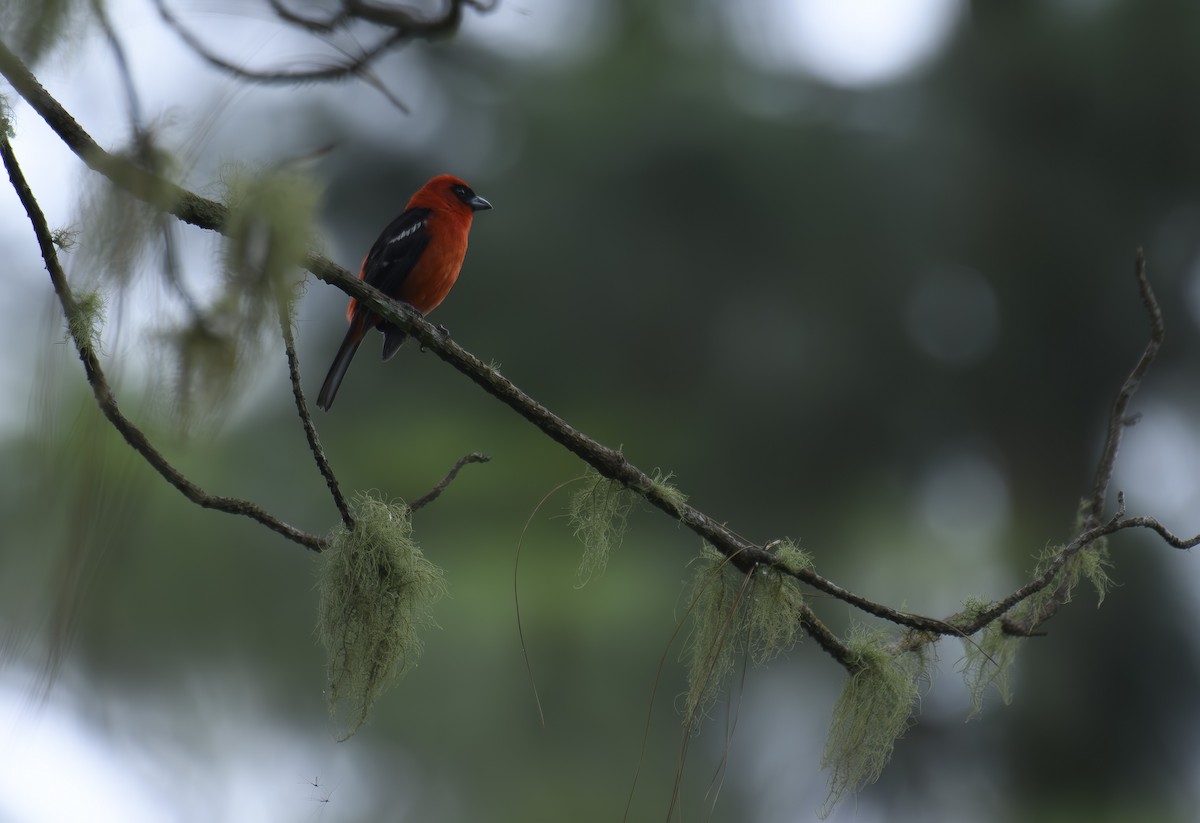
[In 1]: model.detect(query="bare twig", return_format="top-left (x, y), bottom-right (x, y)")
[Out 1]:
top-left (149, 0), bottom-right (489, 112)
top-left (1116, 518), bottom-right (1200, 548)
top-left (992, 253), bottom-right (1165, 637)
top-left (152, 0), bottom-right (397, 83)
top-left (1086, 249), bottom-right (1163, 529)
top-left (267, 0), bottom-right (349, 33)
top-left (152, 0), bottom-right (410, 113)
top-left (1112, 489), bottom-right (1200, 549)
top-left (276, 293), bottom-right (354, 530)
top-left (341, 0), bottom-right (479, 31)
top-left (409, 452), bottom-right (491, 511)
top-left (90, 0), bottom-right (142, 126)
top-left (1, 133), bottom-right (327, 553)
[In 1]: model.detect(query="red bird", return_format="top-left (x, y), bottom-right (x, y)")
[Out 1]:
top-left (316, 174), bottom-right (492, 411)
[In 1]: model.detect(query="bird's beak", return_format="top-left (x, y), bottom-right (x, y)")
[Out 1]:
top-left (469, 194), bottom-right (493, 212)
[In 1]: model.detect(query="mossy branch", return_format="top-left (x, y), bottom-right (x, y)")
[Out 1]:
top-left (0, 34), bottom-right (856, 665)
top-left (276, 288), bottom-right (354, 531)
top-left (6, 40), bottom-right (1200, 687)
top-left (1, 132), bottom-right (328, 552)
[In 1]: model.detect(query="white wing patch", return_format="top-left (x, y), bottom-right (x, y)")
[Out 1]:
top-left (386, 220), bottom-right (425, 245)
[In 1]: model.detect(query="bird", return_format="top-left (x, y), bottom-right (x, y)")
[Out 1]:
top-left (316, 174), bottom-right (492, 411)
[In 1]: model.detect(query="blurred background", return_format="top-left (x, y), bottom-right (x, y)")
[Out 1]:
top-left (3, 0), bottom-right (1200, 820)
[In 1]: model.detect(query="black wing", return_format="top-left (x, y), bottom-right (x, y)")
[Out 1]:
top-left (360, 206), bottom-right (432, 296)
top-left (358, 206), bottom-right (432, 361)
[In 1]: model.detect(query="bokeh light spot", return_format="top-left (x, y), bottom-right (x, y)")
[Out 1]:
top-left (904, 264), bottom-right (999, 367)
top-left (728, 0), bottom-right (964, 86)
top-left (919, 451), bottom-right (1011, 546)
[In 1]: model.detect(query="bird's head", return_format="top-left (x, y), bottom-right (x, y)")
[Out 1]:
top-left (415, 174), bottom-right (492, 215)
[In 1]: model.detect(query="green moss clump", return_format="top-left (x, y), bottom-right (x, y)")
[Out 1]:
top-left (51, 227), bottom-right (79, 250)
top-left (683, 546), bottom-right (741, 728)
top-left (221, 165), bottom-right (321, 322)
top-left (683, 544), bottom-right (807, 729)
top-left (648, 469), bottom-right (687, 515)
top-left (163, 318), bottom-right (239, 427)
top-left (958, 536), bottom-right (1111, 719)
top-left (744, 559), bottom-right (806, 664)
top-left (566, 467), bottom-right (634, 583)
top-left (67, 289), bottom-right (104, 355)
top-left (0, 94), bottom-right (11, 139)
top-left (956, 528), bottom-right (1112, 722)
top-left (771, 538), bottom-right (814, 577)
top-left (1032, 540), bottom-right (1112, 611)
top-left (961, 620), bottom-right (1022, 718)
top-left (316, 493), bottom-right (446, 739)
top-left (1075, 538), bottom-right (1113, 606)
top-left (820, 628), bottom-right (924, 817)
top-left (6, 0), bottom-right (86, 65)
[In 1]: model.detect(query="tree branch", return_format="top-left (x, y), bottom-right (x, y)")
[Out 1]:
top-left (0, 38), bottom-right (855, 668)
top-left (409, 452), bottom-right (491, 511)
top-left (1086, 249), bottom-right (1163, 529)
top-left (993, 253), bottom-right (1169, 637)
top-left (5, 38), bottom-right (1194, 670)
top-left (276, 292), bottom-right (354, 531)
top-left (267, 0), bottom-right (350, 34)
top-left (0, 132), bottom-right (328, 553)
top-left (149, 0), bottom-right (490, 113)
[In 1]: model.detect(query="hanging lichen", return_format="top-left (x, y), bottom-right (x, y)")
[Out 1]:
top-left (683, 543), bottom-right (809, 729)
top-left (566, 466), bottom-right (634, 583)
top-left (820, 628), bottom-right (926, 817)
top-left (316, 493), bottom-right (446, 739)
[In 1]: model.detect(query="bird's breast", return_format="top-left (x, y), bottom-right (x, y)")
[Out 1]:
top-left (399, 222), bottom-right (470, 315)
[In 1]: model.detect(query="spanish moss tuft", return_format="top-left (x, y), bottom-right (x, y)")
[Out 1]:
top-left (316, 493), bottom-right (446, 739)
top-left (66, 289), bottom-right (105, 355)
top-left (648, 468), bottom-right (687, 515)
top-left (683, 543), bottom-right (807, 729)
top-left (820, 628), bottom-right (925, 817)
top-left (567, 467), bottom-right (634, 583)
top-left (221, 165), bottom-right (321, 324)
top-left (961, 619), bottom-right (1021, 718)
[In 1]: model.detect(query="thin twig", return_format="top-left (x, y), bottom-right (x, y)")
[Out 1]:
top-left (1, 134), bottom-right (327, 553)
top-left (993, 253), bottom-right (1165, 637)
top-left (409, 452), bottom-right (491, 511)
top-left (1086, 249), bottom-right (1163, 529)
top-left (275, 292), bottom-right (354, 530)
top-left (149, 0), bottom-right (487, 112)
top-left (341, 0), bottom-right (473, 30)
top-left (90, 0), bottom-right (142, 126)
top-left (1113, 517), bottom-right (1200, 550)
top-left (268, 0), bottom-right (349, 33)
top-left (152, 0), bottom-right (402, 84)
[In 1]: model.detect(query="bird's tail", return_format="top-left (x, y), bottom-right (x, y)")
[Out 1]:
top-left (316, 325), bottom-right (365, 411)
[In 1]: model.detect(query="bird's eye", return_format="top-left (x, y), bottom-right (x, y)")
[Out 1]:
top-left (452, 184), bottom-right (469, 197)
